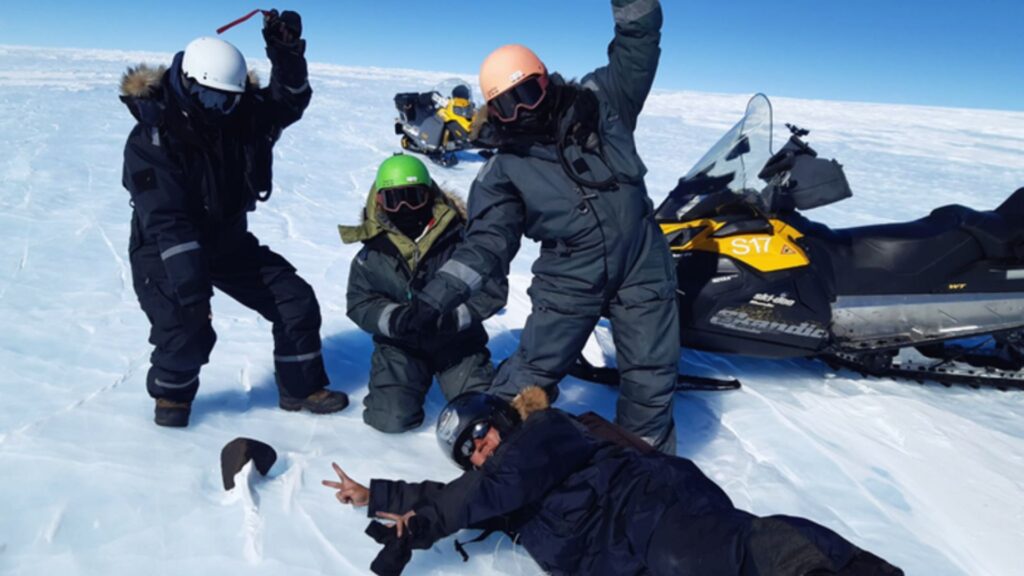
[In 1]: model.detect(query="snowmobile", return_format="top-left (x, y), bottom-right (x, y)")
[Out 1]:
top-left (574, 94), bottom-right (1024, 391)
top-left (394, 80), bottom-right (479, 167)
top-left (644, 93), bottom-right (1024, 390)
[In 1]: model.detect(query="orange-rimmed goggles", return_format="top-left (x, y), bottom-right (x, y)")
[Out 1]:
top-left (488, 74), bottom-right (549, 122)
top-left (378, 185), bottom-right (432, 212)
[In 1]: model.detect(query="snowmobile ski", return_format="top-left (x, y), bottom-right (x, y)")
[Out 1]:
top-left (569, 355), bottom-right (741, 391)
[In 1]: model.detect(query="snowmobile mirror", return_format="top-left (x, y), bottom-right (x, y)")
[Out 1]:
top-left (725, 136), bottom-right (751, 161)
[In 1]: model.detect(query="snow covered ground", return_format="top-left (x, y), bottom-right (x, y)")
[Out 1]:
top-left (1, 45), bottom-right (1023, 575)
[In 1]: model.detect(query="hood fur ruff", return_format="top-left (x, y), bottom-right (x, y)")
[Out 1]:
top-left (120, 64), bottom-right (166, 98)
top-left (511, 386), bottom-right (550, 421)
top-left (352, 185), bottom-right (467, 225)
top-left (119, 63), bottom-right (260, 98)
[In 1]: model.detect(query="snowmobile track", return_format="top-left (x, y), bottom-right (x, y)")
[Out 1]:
top-left (825, 353), bottom-right (1024, 391)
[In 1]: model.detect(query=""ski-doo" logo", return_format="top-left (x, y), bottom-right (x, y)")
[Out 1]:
top-left (750, 293), bottom-right (796, 307)
top-left (710, 309), bottom-right (827, 340)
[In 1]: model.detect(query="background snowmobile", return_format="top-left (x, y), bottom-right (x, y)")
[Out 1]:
top-left (394, 80), bottom-right (478, 167)
top-left (576, 94), bottom-right (1024, 391)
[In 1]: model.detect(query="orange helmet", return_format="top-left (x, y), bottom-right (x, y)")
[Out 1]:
top-left (479, 44), bottom-right (547, 102)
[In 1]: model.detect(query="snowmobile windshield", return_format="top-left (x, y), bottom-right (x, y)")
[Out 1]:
top-left (434, 78), bottom-right (476, 104)
top-left (654, 94), bottom-right (774, 221)
top-left (684, 93), bottom-right (774, 194)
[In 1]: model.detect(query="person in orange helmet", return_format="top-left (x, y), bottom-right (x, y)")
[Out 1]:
top-left (389, 0), bottom-right (680, 454)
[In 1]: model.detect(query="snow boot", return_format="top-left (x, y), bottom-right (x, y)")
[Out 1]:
top-left (154, 398), bottom-right (192, 427)
top-left (279, 388), bottom-right (349, 414)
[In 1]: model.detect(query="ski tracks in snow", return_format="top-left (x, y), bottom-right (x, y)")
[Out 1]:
top-left (0, 350), bottom-right (148, 446)
top-left (0, 240), bottom-right (29, 303)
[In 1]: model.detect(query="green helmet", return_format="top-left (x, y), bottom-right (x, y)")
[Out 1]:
top-left (375, 154), bottom-right (431, 191)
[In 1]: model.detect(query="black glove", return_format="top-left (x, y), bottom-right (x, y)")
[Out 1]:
top-left (263, 9), bottom-right (304, 49)
top-left (263, 9), bottom-right (307, 88)
top-left (437, 306), bottom-right (473, 334)
top-left (365, 521), bottom-right (412, 576)
top-left (179, 301), bottom-right (211, 333)
top-left (437, 310), bottom-right (459, 334)
top-left (389, 299), bottom-right (442, 338)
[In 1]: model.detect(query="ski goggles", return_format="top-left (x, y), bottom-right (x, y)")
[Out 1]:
top-left (186, 78), bottom-right (242, 115)
top-left (458, 421), bottom-right (492, 460)
top-left (488, 74), bottom-right (549, 123)
top-left (378, 185), bottom-right (432, 213)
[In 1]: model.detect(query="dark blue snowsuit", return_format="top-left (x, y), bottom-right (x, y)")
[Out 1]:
top-left (367, 408), bottom-right (903, 575)
top-left (418, 0), bottom-right (680, 454)
top-left (120, 43), bottom-right (327, 402)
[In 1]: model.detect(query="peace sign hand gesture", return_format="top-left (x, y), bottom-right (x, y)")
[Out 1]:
top-left (322, 462), bottom-right (370, 507)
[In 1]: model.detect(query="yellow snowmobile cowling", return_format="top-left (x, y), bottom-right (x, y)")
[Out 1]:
top-left (439, 97), bottom-right (474, 134)
top-left (660, 219), bottom-right (810, 272)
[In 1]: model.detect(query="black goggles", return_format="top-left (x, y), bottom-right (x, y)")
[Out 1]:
top-left (186, 79), bottom-right (241, 115)
top-left (458, 421), bottom-right (492, 459)
top-left (378, 185), bottom-right (432, 213)
top-left (488, 75), bottom-right (548, 122)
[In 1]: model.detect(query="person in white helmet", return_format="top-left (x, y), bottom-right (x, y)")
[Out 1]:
top-left (119, 10), bottom-right (348, 427)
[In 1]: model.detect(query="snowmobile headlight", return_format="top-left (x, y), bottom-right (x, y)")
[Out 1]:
top-left (665, 225), bottom-right (707, 248)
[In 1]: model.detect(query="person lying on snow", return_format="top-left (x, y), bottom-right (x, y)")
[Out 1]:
top-left (339, 154), bottom-right (508, 432)
top-left (120, 10), bottom-right (348, 427)
top-left (323, 388), bottom-right (903, 575)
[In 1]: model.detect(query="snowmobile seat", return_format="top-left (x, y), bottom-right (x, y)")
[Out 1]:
top-left (933, 204), bottom-right (1022, 261)
top-left (997, 187), bottom-right (1024, 219)
top-left (808, 207), bottom-right (988, 295)
top-left (395, 92), bottom-right (442, 125)
top-left (394, 92), bottom-right (421, 122)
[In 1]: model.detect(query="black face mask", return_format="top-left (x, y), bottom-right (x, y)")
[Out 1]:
top-left (495, 83), bottom-right (574, 143)
top-left (498, 85), bottom-right (558, 136)
top-left (388, 203), bottom-right (433, 239)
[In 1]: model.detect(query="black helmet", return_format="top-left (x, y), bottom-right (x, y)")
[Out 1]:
top-left (436, 392), bottom-right (520, 470)
top-left (451, 84), bottom-right (471, 100)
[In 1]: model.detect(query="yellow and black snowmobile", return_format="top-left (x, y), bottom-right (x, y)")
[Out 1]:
top-left (394, 80), bottom-right (479, 167)
top-left (650, 94), bottom-right (1024, 390)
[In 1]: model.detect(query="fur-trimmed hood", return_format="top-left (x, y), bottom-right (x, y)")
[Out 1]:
top-left (338, 183), bottom-right (468, 271)
top-left (511, 386), bottom-right (550, 422)
top-left (119, 51), bottom-right (260, 125)
top-left (119, 59), bottom-right (261, 99)
top-left (120, 63), bottom-right (167, 99)
top-left (338, 183), bottom-right (467, 242)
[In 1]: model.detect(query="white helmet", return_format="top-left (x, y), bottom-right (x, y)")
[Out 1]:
top-left (182, 37), bottom-right (247, 94)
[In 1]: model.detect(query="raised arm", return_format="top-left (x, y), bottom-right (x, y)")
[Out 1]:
top-left (588, 0), bottom-right (663, 131)
top-left (258, 9), bottom-right (313, 129)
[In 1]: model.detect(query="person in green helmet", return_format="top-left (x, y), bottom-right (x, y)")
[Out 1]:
top-left (339, 155), bottom-right (508, 432)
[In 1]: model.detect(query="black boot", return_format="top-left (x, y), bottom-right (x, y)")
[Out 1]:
top-left (154, 398), bottom-right (192, 427)
top-left (279, 389), bottom-right (349, 414)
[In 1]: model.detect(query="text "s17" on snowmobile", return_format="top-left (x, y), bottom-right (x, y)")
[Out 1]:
top-left (655, 94), bottom-right (1024, 390)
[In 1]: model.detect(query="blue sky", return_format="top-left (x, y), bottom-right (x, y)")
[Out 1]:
top-left (2, 1), bottom-right (1021, 111)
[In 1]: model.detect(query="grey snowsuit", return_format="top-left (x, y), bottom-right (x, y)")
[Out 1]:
top-left (341, 188), bottom-right (508, 432)
top-left (419, 0), bottom-right (679, 453)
